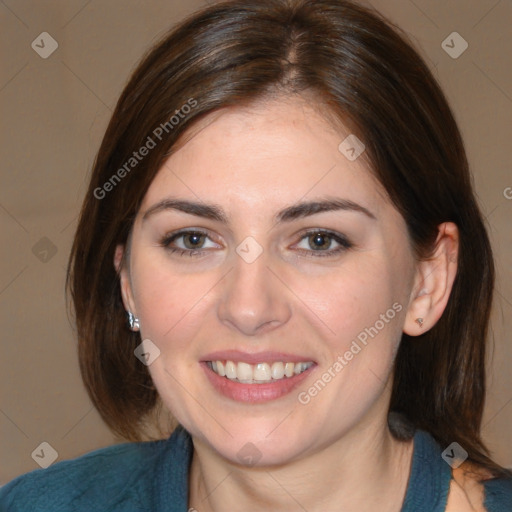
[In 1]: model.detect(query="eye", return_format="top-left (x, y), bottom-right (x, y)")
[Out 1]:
top-left (159, 228), bottom-right (352, 259)
top-left (160, 229), bottom-right (220, 256)
top-left (293, 229), bottom-right (352, 258)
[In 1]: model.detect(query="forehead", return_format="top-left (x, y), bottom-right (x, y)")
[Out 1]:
top-left (141, 98), bottom-right (389, 217)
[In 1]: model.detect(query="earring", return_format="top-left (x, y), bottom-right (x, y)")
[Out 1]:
top-left (415, 317), bottom-right (424, 328)
top-left (127, 311), bottom-right (140, 331)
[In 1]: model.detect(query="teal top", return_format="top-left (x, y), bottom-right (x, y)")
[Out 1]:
top-left (1, 427), bottom-right (511, 511)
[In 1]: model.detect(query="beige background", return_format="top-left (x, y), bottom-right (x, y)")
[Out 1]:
top-left (1, 0), bottom-right (511, 484)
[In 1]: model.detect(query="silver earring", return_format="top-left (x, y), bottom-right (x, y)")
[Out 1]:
top-left (127, 311), bottom-right (140, 331)
top-left (415, 317), bottom-right (424, 327)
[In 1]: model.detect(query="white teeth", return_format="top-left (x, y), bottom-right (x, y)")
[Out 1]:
top-left (225, 360), bottom-right (237, 379)
top-left (271, 362), bottom-right (285, 379)
top-left (208, 360), bottom-right (313, 383)
top-left (237, 362), bottom-right (253, 381)
top-left (254, 363), bottom-right (271, 381)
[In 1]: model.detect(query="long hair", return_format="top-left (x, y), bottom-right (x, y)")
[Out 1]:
top-left (67, 0), bottom-right (507, 477)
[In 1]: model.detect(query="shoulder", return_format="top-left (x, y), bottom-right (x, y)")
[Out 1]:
top-left (0, 427), bottom-right (192, 512)
top-left (403, 429), bottom-right (512, 512)
top-left (447, 457), bottom-right (512, 512)
top-left (0, 440), bottom-right (161, 512)
top-left (482, 474), bottom-right (512, 512)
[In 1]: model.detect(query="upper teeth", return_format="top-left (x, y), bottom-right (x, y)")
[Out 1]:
top-left (208, 360), bottom-right (314, 383)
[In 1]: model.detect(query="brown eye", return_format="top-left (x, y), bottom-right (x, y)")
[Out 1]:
top-left (183, 232), bottom-right (206, 249)
top-left (294, 229), bottom-right (353, 258)
top-left (160, 229), bottom-right (221, 257)
top-left (308, 232), bottom-right (333, 251)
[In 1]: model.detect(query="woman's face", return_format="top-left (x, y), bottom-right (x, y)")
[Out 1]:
top-left (119, 97), bottom-right (419, 465)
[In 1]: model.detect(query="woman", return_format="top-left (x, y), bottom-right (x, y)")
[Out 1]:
top-left (1, 0), bottom-right (511, 510)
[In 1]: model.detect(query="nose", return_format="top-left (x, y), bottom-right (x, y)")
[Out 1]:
top-left (217, 248), bottom-right (292, 337)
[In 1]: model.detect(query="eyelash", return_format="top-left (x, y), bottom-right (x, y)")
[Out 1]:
top-left (159, 229), bottom-right (353, 259)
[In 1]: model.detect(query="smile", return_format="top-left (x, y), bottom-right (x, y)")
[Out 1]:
top-left (206, 360), bottom-right (314, 384)
top-left (202, 356), bottom-right (316, 403)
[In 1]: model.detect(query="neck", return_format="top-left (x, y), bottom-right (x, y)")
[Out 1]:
top-left (188, 421), bottom-right (414, 512)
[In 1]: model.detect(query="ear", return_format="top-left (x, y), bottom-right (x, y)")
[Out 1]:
top-left (114, 244), bottom-right (137, 316)
top-left (403, 222), bottom-right (459, 336)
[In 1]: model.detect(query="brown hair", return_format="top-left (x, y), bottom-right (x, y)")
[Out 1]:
top-left (68, 0), bottom-right (508, 477)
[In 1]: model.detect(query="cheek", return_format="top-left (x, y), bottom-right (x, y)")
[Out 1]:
top-left (289, 264), bottom-right (405, 440)
top-left (130, 255), bottom-right (210, 343)
top-left (296, 257), bottom-right (402, 348)
top-left (294, 260), bottom-right (407, 418)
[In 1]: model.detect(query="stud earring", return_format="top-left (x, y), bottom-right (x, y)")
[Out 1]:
top-left (127, 311), bottom-right (140, 331)
top-left (415, 317), bottom-right (424, 328)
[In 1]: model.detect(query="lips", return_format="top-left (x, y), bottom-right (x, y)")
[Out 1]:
top-left (200, 350), bottom-right (317, 403)
top-left (201, 350), bottom-right (315, 365)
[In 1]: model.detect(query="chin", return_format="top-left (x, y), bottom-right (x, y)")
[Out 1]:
top-left (188, 414), bottom-right (322, 467)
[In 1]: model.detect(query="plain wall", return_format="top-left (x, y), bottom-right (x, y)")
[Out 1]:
top-left (1, 0), bottom-right (511, 483)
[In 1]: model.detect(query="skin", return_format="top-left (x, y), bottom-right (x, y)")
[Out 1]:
top-left (115, 96), bottom-right (459, 512)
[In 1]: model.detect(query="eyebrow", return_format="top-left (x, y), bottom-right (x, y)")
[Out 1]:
top-left (142, 196), bottom-right (377, 223)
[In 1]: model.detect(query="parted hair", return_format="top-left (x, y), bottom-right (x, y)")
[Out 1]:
top-left (68, 0), bottom-right (508, 477)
